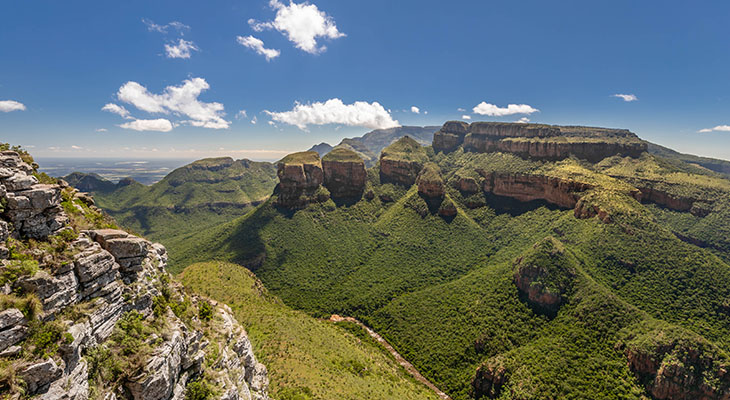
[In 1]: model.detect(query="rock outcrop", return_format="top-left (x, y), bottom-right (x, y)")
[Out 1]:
top-left (0, 151), bottom-right (67, 239)
top-left (482, 172), bottom-right (593, 208)
top-left (433, 121), bottom-right (647, 162)
top-left (0, 150), bottom-right (270, 400)
top-left (275, 151), bottom-right (328, 208)
top-left (322, 147), bottom-right (367, 198)
top-left (472, 357), bottom-right (507, 399)
top-left (379, 136), bottom-right (428, 186)
top-left (416, 163), bottom-right (445, 199)
top-left (620, 324), bottom-right (730, 400)
top-left (513, 237), bottom-right (576, 315)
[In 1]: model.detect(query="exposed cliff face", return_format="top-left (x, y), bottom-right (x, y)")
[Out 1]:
top-left (379, 136), bottom-right (428, 186)
top-left (275, 151), bottom-right (328, 208)
top-left (620, 325), bottom-right (730, 400)
top-left (472, 357), bottom-right (507, 399)
top-left (433, 121), bottom-right (648, 162)
top-left (0, 151), bottom-right (68, 239)
top-left (0, 151), bottom-right (269, 400)
top-left (416, 163), bottom-right (445, 199)
top-left (482, 172), bottom-right (593, 208)
top-left (322, 148), bottom-right (367, 198)
top-left (513, 237), bottom-right (576, 316)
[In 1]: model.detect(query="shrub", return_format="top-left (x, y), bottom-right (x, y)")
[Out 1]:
top-left (185, 379), bottom-right (215, 400)
top-left (0, 259), bottom-right (39, 286)
top-left (198, 301), bottom-right (213, 322)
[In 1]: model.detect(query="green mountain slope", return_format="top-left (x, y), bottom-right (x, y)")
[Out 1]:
top-left (180, 261), bottom-right (440, 400)
top-left (64, 157), bottom-right (278, 256)
top-left (170, 125), bottom-right (730, 399)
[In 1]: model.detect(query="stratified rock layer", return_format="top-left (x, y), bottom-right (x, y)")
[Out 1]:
top-left (275, 151), bottom-right (327, 208)
top-left (433, 121), bottom-right (647, 162)
top-left (322, 147), bottom-right (367, 198)
top-left (379, 136), bottom-right (428, 186)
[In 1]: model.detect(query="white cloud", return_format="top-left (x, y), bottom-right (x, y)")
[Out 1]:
top-left (248, 0), bottom-right (345, 54)
top-left (0, 100), bottom-right (26, 112)
top-left (612, 93), bottom-right (638, 102)
top-left (472, 102), bottom-right (539, 116)
top-left (102, 103), bottom-right (132, 119)
top-left (457, 107), bottom-right (466, 112)
top-left (236, 110), bottom-right (247, 119)
top-left (119, 118), bottom-right (173, 132)
top-left (236, 35), bottom-right (280, 61)
top-left (410, 106), bottom-right (420, 114)
top-left (698, 125), bottom-right (730, 133)
top-left (516, 117), bottom-right (530, 123)
top-left (165, 39), bottom-right (199, 59)
top-left (251, 116), bottom-right (258, 124)
top-left (116, 77), bottom-right (229, 129)
top-left (266, 98), bottom-right (399, 130)
top-left (462, 115), bottom-right (471, 120)
top-left (142, 18), bottom-right (190, 34)
top-left (95, 128), bottom-right (108, 132)
top-left (71, 145), bottom-right (83, 150)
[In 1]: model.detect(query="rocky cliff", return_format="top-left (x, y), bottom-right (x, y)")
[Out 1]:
top-left (620, 323), bottom-right (730, 400)
top-left (434, 121), bottom-right (647, 162)
top-left (0, 150), bottom-right (269, 400)
top-left (379, 136), bottom-right (428, 186)
top-left (275, 151), bottom-right (328, 208)
top-left (322, 148), bottom-right (367, 199)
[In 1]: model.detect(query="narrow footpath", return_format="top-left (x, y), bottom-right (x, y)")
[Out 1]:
top-left (330, 315), bottom-right (452, 400)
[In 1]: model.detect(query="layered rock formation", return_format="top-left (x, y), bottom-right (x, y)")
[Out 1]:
top-left (0, 150), bottom-right (269, 400)
top-left (416, 163), bottom-right (445, 199)
top-left (275, 151), bottom-right (327, 208)
top-left (379, 136), bottom-right (428, 186)
top-left (472, 357), bottom-right (507, 400)
top-left (322, 147), bottom-right (367, 198)
top-left (620, 325), bottom-right (730, 400)
top-left (483, 172), bottom-right (593, 208)
top-left (433, 121), bottom-right (647, 162)
top-left (513, 237), bottom-right (576, 315)
top-left (0, 151), bottom-right (67, 239)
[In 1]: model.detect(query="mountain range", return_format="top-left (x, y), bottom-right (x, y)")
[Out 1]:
top-left (55, 121), bottom-right (730, 400)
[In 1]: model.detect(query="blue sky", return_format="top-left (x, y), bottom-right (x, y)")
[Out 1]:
top-left (2, 0), bottom-right (730, 160)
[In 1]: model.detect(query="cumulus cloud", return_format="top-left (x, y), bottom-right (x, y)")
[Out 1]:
top-left (116, 77), bottom-right (229, 129)
top-left (457, 107), bottom-right (466, 112)
top-left (0, 100), bottom-right (26, 112)
top-left (142, 18), bottom-right (190, 34)
top-left (237, 35), bottom-right (280, 61)
top-left (236, 110), bottom-right (248, 119)
top-left (516, 117), bottom-right (530, 123)
top-left (472, 102), bottom-right (539, 117)
top-left (95, 128), bottom-right (108, 133)
top-left (462, 115), bottom-right (471, 120)
top-left (698, 125), bottom-right (730, 133)
top-left (251, 116), bottom-right (258, 124)
top-left (102, 103), bottom-right (132, 119)
top-left (248, 0), bottom-right (345, 54)
top-left (612, 93), bottom-right (638, 102)
top-left (410, 106), bottom-right (420, 114)
top-left (119, 118), bottom-right (173, 132)
top-left (165, 39), bottom-right (199, 59)
top-left (266, 98), bottom-right (399, 130)
top-left (70, 145), bottom-right (83, 150)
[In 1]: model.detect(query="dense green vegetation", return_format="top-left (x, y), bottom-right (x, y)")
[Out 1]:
top-left (166, 137), bottom-right (730, 399)
top-left (64, 157), bottom-right (277, 257)
top-left (180, 261), bottom-right (439, 400)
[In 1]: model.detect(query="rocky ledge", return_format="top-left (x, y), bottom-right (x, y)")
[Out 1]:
top-left (274, 151), bottom-right (328, 208)
top-left (322, 147), bottom-right (367, 198)
top-left (379, 136), bottom-right (428, 186)
top-left (433, 121), bottom-right (647, 162)
top-left (0, 150), bottom-right (269, 400)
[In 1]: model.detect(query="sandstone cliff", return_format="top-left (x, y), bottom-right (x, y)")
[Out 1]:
top-left (379, 136), bottom-right (428, 186)
top-left (416, 163), bottom-right (445, 199)
top-left (275, 151), bottom-right (328, 208)
top-left (322, 148), bottom-right (367, 199)
top-left (0, 151), bottom-right (269, 400)
top-left (433, 121), bottom-right (647, 162)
